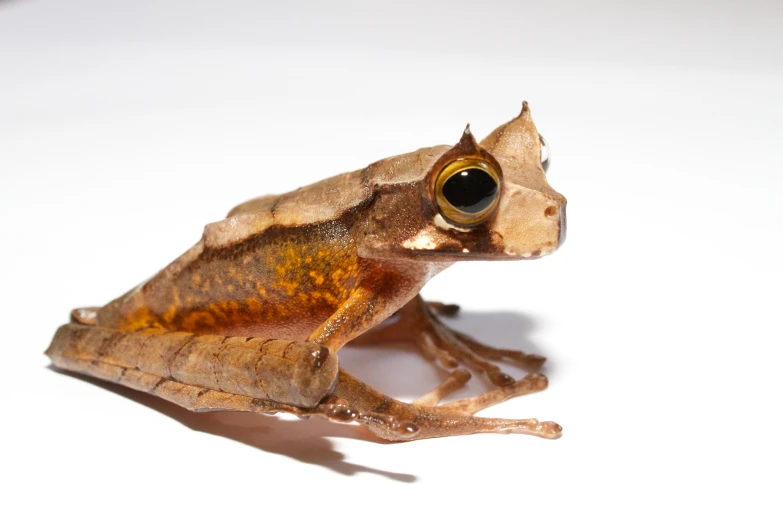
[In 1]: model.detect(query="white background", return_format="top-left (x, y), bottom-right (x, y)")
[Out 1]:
top-left (1, 1), bottom-right (781, 520)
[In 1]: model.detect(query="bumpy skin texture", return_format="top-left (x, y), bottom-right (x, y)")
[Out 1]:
top-left (47, 103), bottom-right (567, 441)
top-left (46, 324), bottom-right (338, 409)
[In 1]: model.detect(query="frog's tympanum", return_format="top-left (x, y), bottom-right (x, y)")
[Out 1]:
top-left (47, 103), bottom-right (567, 441)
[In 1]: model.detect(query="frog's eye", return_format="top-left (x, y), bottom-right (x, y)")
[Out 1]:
top-left (435, 158), bottom-right (501, 226)
top-left (539, 134), bottom-right (551, 173)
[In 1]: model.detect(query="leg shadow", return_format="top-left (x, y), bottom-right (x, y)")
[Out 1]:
top-left (48, 366), bottom-right (416, 483)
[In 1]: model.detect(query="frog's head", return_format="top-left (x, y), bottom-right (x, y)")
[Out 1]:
top-left (360, 102), bottom-right (566, 262)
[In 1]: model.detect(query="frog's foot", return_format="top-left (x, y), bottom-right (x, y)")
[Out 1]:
top-left (427, 298), bottom-right (546, 369)
top-left (413, 369), bottom-right (549, 410)
top-left (388, 295), bottom-right (546, 387)
top-left (323, 369), bottom-right (561, 441)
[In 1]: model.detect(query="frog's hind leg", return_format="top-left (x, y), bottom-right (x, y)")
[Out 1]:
top-left (326, 369), bottom-right (561, 441)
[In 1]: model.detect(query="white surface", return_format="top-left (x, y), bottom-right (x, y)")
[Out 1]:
top-left (1, 1), bottom-right (781, 520)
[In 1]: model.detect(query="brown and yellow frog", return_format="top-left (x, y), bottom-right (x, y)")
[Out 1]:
top-left (47, 102), bottom-right (567, 441)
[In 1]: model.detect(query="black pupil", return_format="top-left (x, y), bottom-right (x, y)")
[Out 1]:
top-left (441, 169), bottom-right (498, 214)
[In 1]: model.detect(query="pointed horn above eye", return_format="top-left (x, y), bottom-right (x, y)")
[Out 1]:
top-left (479, 101), bottom-right (541, 160)
top-left (454, 123), bottom-right (481, 155)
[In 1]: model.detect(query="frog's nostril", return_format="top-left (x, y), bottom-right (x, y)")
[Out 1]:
top-left (544, 205), bottom-right (558, 218)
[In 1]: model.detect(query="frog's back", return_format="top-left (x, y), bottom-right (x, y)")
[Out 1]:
top-left (226, 168), bottom-right (367, 226)
top-left (225, 145), bottom-right (449, 229)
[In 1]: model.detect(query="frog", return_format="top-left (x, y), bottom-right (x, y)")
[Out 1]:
top-left (46, 102), bottom-right (567, 442)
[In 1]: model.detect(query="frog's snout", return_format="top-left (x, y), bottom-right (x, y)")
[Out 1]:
top-left (489, 185), bottom-right (565, 259)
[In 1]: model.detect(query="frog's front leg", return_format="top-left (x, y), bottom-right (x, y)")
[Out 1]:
top-left (306, 267), bottom-right (425, 351)
top-left (353, 294), bottom-right (546, 387)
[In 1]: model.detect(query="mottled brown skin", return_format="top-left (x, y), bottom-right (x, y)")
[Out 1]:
top-left (47, 103), bottom-right (568, 441)
top-left (97, 216), bottom-right (447, 350)
top-left (101, 218), bottom-right (375, 341)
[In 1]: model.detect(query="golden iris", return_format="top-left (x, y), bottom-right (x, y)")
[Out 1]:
top-left (435, 158), bottom-right (500, 226)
